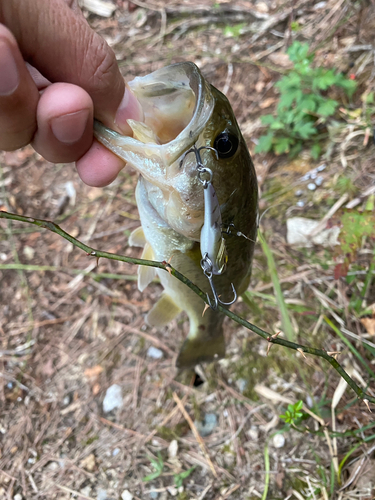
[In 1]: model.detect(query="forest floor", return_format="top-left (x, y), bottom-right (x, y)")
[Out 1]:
top-left (1, 1), bottom-right (375, 499)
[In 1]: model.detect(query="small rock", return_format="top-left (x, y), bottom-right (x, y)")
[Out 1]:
top-left (296, 200), bottom-right (305, 208)
top-left (62, 395), bottom-right (70, 406)
top-left (80, 486), bottom-right (92, 497)
top-left (317, 163), bottom-right (326, 171)
top-left (273, 433), bottom-right (285, 448)
top-left (121, 490), bottom-right (133, 500)
top-left (287, 217), bottom-right (340, 248)
top-left (247, 425), bottom-right (259, 441)
top-left (112, 447), bottom-right (120, 457)
top-left (14, 495), bottom-right (23, 500)
top-left (168, 439), bottom-right (178, 459)
top-left (103, 384), bottom-right (123, 413)
top-left (149, 492), bottom-right (159, 499)
top-left (23, 245), bottom-right (35, 260)
top-left (80, 453), bottom-right (96, 472)
top-left (236, 378), bottom-right (247, 393)
top-left (307, 182), bottom-right (316, 191)
top-left (97, 489), bottom-right (108, 500)
top-left (147, 346), bottom-right (163, 359)
top-left (47, 462), bottom-right (59, 471)
top-left (167, 486), bottom-right (178, 496)
top-left (315, 176), bottom-right (324, 186)
top-left (295, 189), bottom-right (303, 197)
top-left (195, 413), bottom-right (218, 437)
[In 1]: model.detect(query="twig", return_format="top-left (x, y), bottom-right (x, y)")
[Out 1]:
top-left (54, 483), bottom-right (95, 500)
top-left (1, 210), bottom-right (374, 405)
top-left (172, 392), bottom-right (218, 477)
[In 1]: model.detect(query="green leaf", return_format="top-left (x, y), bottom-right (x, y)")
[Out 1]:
top-left (314, 69), bottom-right (337, 90)
top-left (223, 23), bottom-right (245, 37)
top-left (289, 142), bottom-right (303, 158)
top-left (142, 453), bottom-right (164, 482)
top-left (317, 99), bottom-right (338, 117)
top-left (174, 466), bottom-right (196, 488)
top-left (365, 91), bottom-right (374, 104)
top-left (276, 73), bottom-right (301, 91)
top-left (335, 76), bottom-right (357, 97)
top-left (278, 91), bottom-right (296, 110)
top-left (311, 143), bottom-right (321, 159)
top-left (295, 121), bottom-right (317, 139)
top-left (287, 41), bottom-right (310, 64)
top-left (297, 95), bottom-right (318, 113)
top-left (274, 137), bottom-right (293, 154)
top-left (260, 114), bottom-right (276, 125)
top-left (270, 121), bottom-right (285, 130)
top-left (295, 400), bottom-right (303, 411)
top-left (255, 133), bottom-right (274, 153)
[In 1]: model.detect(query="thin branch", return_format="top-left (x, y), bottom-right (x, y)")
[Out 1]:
top-left (1, 210), bottom-right (374, 405)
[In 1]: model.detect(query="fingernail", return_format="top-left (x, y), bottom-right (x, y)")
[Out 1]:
top-left (0, 41), bottom-right (19, 96)
top-left (115, 87), bottom-right (143, 133)
top-left (50, 109), bottom-right (90, 144)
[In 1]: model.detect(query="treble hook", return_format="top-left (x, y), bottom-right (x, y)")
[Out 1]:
top-left (179, 144), bottom-right (219, 187)
top-left (200, 253), bottom-right (237, 310)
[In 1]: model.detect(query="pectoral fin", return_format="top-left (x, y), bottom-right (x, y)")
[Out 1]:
top-left (146, 293), bottom-right (182, 328)
top-left (138, 242), bottom-right (156, 292)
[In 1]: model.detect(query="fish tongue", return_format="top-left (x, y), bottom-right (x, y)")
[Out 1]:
top-left (127, 119), bottom-right (160, 144)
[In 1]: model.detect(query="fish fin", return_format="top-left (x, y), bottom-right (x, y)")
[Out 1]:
top-left (176, 329), bottom-right (225, 370)
top-left (129, 226), bottom-right (146, 247)
top-left (127, 119), bottom-right (160, 144)
top-left (146, 293), bottom-right (182, 328)
top-left (138, 243), bottom-right (156, 292)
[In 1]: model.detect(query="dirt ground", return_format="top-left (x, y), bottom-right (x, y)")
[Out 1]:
top-left (1, 1), bottom-right (375, 499)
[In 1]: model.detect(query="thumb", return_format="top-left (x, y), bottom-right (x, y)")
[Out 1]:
top-left (0, 0), bottom-right (141, 131)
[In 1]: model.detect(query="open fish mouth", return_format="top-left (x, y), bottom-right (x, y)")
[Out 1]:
top-left (94, 62), bottom-right (215, 166)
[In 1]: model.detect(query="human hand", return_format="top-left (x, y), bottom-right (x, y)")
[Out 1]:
top-left (0, 0), bottom-right (142, 187)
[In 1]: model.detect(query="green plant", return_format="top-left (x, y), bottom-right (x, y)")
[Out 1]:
top-left (255, 41), bottom-right (357, 158)
top-left (173, 466), bottom-right (196, 488)
top-left (143, 452), bottom-right (164, 482)
top-left (280, 400), bottom-right (304, 425)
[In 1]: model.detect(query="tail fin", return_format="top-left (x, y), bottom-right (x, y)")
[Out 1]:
top-left (176, 328), bottom-right (225, 370)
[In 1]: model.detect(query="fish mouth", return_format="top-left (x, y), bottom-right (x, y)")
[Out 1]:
top-left (94, 62), bottom-right (215, 168)
top-left (94, 62), bottom-right (215, 190)
top-left (128, 62), bottom-right (214, 151)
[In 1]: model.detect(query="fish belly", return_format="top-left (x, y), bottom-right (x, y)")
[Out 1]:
top-left (135, 178), bottom-right (225, 369)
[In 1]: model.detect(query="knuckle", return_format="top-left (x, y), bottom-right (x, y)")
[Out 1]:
top-left (85, 35), bottom-right (119, 93)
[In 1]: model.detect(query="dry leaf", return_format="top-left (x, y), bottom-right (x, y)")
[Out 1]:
top-left (84, 365), bottom-right (104, 379)
top-left (41, 359), bottom-right (55, 377)
top-left (80, 453), bottom-right (96, 472)
top-left (92, 383), bottom-right (101, 396)
top-left (360, 317), bottom-right (375, 336)
top-left (255, 80), bottom-right (266, 93)
top-left (268, 52), bottom-right (293, 68)
top-left (259, 97), bottom-right (277, 109)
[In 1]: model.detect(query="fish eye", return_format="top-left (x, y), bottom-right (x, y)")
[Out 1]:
top-left (214, 131), bottom-right (239, 159)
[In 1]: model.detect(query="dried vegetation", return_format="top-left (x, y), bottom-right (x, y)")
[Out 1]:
top-left (1, 0), bottom-right (375, 499)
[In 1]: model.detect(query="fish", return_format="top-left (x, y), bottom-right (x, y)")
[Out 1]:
top-left (94, 62), bottom-right (258, 369)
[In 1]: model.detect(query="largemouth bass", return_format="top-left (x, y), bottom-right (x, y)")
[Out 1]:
top-left (94, 62), bottom-right (258, 369)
